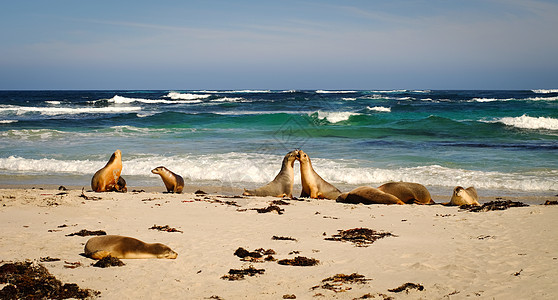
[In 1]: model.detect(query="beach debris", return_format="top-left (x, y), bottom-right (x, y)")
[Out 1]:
top-left (271, 199), bottom-right (290, 205)
top-left (132, 189), bottom-right (146, 193)
top-left (513, 269), bottom-right (523, 276)
top-left (66, 229), bottom-right (107, 237)
top-left (252, 205), bottom-right (284, 214)
top-left (39, 256), bottom-right (61, 262)
top-left (63, 261), bottom-right (82, 269)
top-left (272, 235), bottom-right (297, 241)
top-left (388, 282), bottom-right (425, 293)
top-left (543, 200), bottom-right (558, 205)
top-left (221, 265), bottom-right (265, 281)
top-left (277, 256), bottom-right (319, 266)
top-left (460, 200), bottom-right (528, 212)
top-left (58, 185), bottom-right (67, 191)
top-left (149, 224), bottom-right (183, 233)
top-left (0, 261), bottom-right (100, 299)
top-left (195, 190), bottom-right (207, 195)
top-left (325, 228), bottom-right (395, 247)
top-left (79, 188), bottom-right (102, 201)
top-left (283, 294), bottom-right (297, 299)
top-left (312, 273), bottom-right (371, 293)
top-left (234, 247), bottom-right (276, 262)
top-left (92, 256), bottom-right (125, 268)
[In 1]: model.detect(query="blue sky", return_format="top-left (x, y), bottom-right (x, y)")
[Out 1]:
top-left (1, 0), bottom-right (557, 90)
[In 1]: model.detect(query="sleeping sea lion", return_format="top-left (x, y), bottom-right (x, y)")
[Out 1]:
top-left (243, 150), bottom-right (298, 198)
top-left (444, 186), bottom-right (480, 206)
top-left (377, 182), bottom-right (434, 204)
top-left (296, 150), bottom-right (341, 200)
top-left (336, 186), bottom-right (405, 205)
top-left (151, 166), bottom-right (184, 193)
top-left (91, 150), bottom-right (125, 192)
top-left (84, 235), bottom-right (178, 260)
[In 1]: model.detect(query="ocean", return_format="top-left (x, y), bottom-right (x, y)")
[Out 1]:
top-left (1, 90), bottom-right (557, 199)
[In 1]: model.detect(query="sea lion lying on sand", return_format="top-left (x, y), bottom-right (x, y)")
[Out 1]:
top-left (337, 186), bottom-right (405, 205)
top-left (84, 235), bottom-right (178, 259)
top-left (377, 182), bottom-right (434, 204)
top-left (243, 150), bottom-right (298, 198)
top-left (444, 186), bottom-right (480, 206)
top-left (91, 149), bottom-right (127, 192)
top-left (296, 149), bottom-right (341, 200)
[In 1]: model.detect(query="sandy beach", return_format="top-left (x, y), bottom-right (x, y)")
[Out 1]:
top-left (1, 186), bottom-right (557, 299)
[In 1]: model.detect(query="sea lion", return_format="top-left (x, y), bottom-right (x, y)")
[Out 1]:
top-left (336, 186), bottom-right (405, 205)
top-left (296, 150), bottom-right (341, 200)
top-left (151, 166), bottom-right (184, 193)
top-left (91, 150), bottom-right (124, 192)
top-left (243, 150), bottom-right (298, 198)
top-left (377, 182), bottom-right (434, 204)
top-left (113, 176), bottom-right (127, 193)
top-left (84, 235), bottom-right (178, 260)
top-left (444, 186), bottom-right (480, 206)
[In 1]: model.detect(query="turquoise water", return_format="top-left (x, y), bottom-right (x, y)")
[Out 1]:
top-left (1, 90), bottom-right (557, 197)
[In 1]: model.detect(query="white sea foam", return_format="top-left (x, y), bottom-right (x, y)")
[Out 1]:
top-left (497, 115), bottom-right (558, 130)
top-left (316, 90), bottom-right (357, 94)
top-left (313, 111), bottom-right (358, 123)
top-left (197, 90), bottom-right (271, 93)
top-left (532, 89), bottom-right (558, 94)
top-left (164, 92), bottom-right (212, 100)
top-left (210, 97), bottom-right (246, 103)
top-left (342, 98), bottom-right (357, 101)
top-left (367, 106), bottom-right (391, 112)
top-left (0, 105), bottom-right (141, 116)
top-left (472, 97), bottom-right (558, 102)
top-left (45, 101), bottom-right (61, 105)
top-left (0, 120), bottom-right (18, 124)
top-left (371, 90), bottom-right (407, 93)
top-left (1, 155), bottom-right (555, 192)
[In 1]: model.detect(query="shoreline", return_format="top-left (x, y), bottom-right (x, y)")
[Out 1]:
top-left (1, 187), bottom-right (557, 299)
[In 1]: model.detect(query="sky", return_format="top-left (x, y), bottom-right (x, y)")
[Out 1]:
top-left (1, 0), bottom-right (557, 90)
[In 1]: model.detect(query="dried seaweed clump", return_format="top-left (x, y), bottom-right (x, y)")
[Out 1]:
top-left (221, 266), bottom-right (265, 281)
top-left (149, 224), bottom-right (183, 233)
top-left (312, 273), bottom-right (371, 293)
top-left (388, 282), bottom-right (424, 293)
top-left (325, 228), bottom-right (395, 247)
top-left (0, 261), bottom-right (100, 299)
top-left (92, 256), bottom-right (125, 268)
top-left (66, 229), bottom-right (107, 237)
top-left (277, 256), bottom-right (319, 266)
top-left (461, 200), bottom-right (528, 212)
top-left (544, 200), bottom-right (558, 205)
top-left (253, 205), bottom-right (284, 214)
top-left (272, 235), bottom-right (297, 242)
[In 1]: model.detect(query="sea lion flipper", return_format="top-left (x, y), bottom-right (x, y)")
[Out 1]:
top-left (89, 250), bottom-right (112, 260)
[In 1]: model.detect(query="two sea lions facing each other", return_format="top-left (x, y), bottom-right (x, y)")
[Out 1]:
top-left (243, 150), bottom-right (298, 198)
top-left (152, 166), bottom-right (184, 194)
top-left (84, 235), bottom-right (178, 260)
top-left (444, 186), bottom-right (480, 206)
top-left (91, 149), bottom-right (127, 193)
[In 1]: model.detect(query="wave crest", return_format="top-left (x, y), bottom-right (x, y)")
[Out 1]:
top-left (498, 115), bottom-right (558, 130)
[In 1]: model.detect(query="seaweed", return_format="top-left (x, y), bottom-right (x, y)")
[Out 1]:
top-left (325, 228), bottom-right (395, 247)
top-left (460, 200), bottom-right (528, 212)
top-left (149, 224), bottom-right (183, 233)
top-left (39, 257), bottom-right (60, 262)
top-left (312, 273), bottom-right (371, 293)
top-left (234, 247), bottom-right (275, 262)
top-left (0, 261), bottom-right (99, 299)
top-left (92, 256), bottom-right (125, 268)
top-left (544, 200), bottom-right (558, 205)
top-left (66, 229), bottom-right (107, 237)
top-left (79, 188), bottom-right (101, 201)
top-left (272, 236), bottom-right (297, 241)
top-left (277, 256), bottom-right (319, 266)
top-left (388, 282), bottom-right (424, 293)
top-left (253, 205), bottom-right (284, 214)
top-left (221, 266), bottom-right (265, 281)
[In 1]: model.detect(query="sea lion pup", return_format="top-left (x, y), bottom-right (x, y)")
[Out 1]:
top-left (444, 186), bottom-right (480, 206)
top-left (296, 149), bottom-right (341, 200)
top-left (91, 149), bottom-right (123, 192)
top-left (113, 176), bottom-right (128, 193)
top-left (151, 166), bottom-right (184, 193)
top-left (377, 182), bottom-right (434, 204)
top-left (84, 235), bottom-right (178, 260)
top-left (243, 150), bottom-right (298, 198)
top-left (337, 186), bottom-right (405, 205)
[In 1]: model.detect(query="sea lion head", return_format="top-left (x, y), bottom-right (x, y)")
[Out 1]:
top-left (453, 186), bottom-right (465, 198)
top-left (295, 149), bottom-right (310, 163)
top-left (151, 243), bottom-right (178, 259)
top-left (151, 166), bottom-right (167, 175)
top-left (284, 150), bottom-right (299, 166)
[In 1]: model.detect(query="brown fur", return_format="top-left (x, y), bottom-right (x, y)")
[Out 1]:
top-left (336, 186), bottom-right (405, 205)
top-left (296, 150), bottom-right (341, 200)
top-left (91, 150), bottom-right (125, 192)
top-left (377, 182), bottom-right (433, 204)
top-left (84, 235), bottom-right (178, 259)
top-left (444, 186), bottom-right (480, 206)
top-left (151, 166), bottom-right (184, 193)
top-left (243, 150), bottom-right (298, 198)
